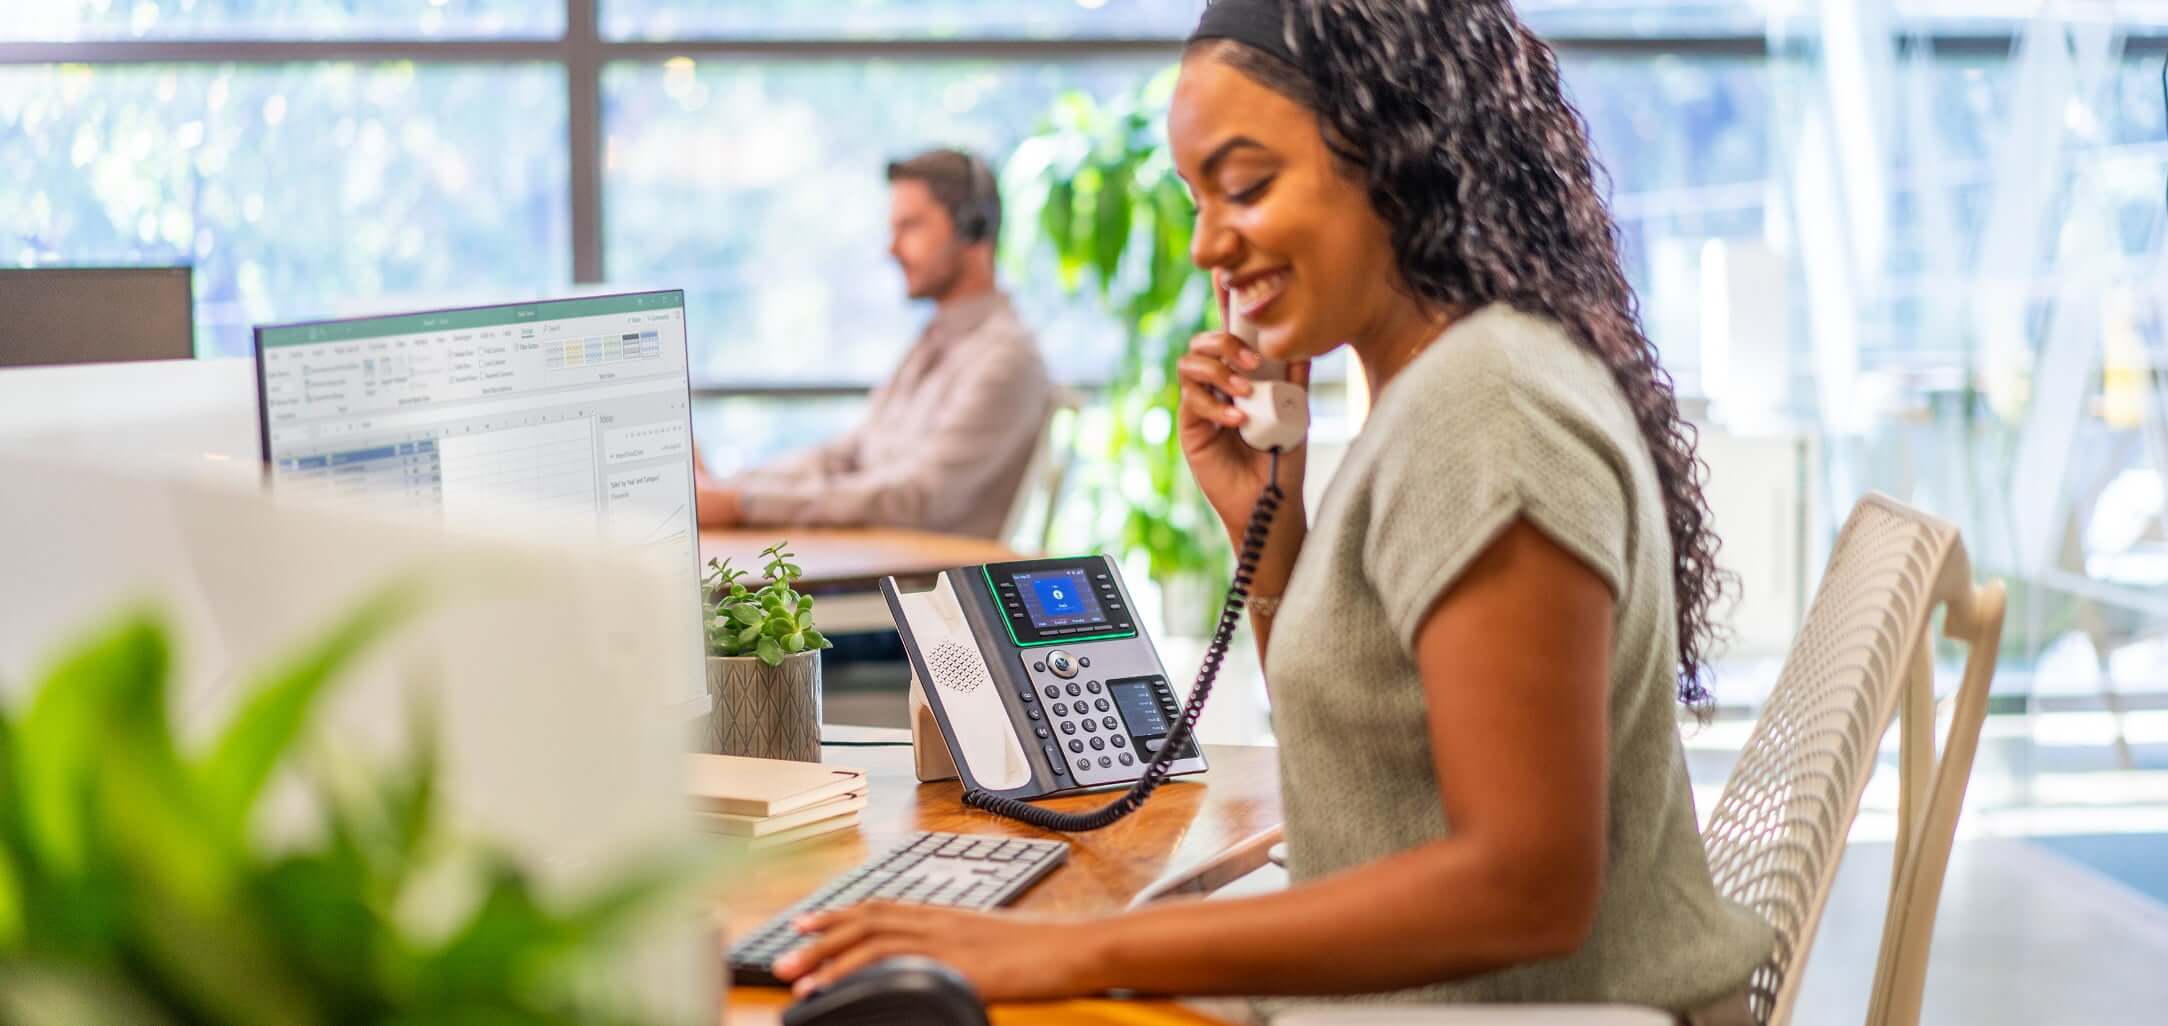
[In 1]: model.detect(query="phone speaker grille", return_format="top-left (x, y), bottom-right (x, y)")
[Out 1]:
top-left (928, 641), bottom-right (987, 695)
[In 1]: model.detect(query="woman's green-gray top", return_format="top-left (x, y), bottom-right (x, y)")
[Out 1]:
top-left (1263, 303), bottom-right (1775, 1012)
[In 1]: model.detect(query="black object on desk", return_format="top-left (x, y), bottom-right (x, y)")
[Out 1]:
top-left (782, 956), bottom-right (989, 1026)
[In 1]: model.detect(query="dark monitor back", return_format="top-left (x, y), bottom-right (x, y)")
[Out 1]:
top-left (0, 267), bottom-right (195, 368)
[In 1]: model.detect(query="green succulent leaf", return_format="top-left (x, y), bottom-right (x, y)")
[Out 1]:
top-left (755, 638), bottom-right (784, 667)
top-left (782, 632), bottom-right (805, 654)
top-left (730, 605), bottom-right (763, 626)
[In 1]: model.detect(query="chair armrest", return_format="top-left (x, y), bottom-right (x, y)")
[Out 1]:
top-left (1128, 824), bottom-right (1287, 908)
top-left (1273, 1005), bottom-right (1672, 1026)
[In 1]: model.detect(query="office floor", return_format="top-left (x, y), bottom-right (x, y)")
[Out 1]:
top-left (821, 642), bottom-right (2168, 1025)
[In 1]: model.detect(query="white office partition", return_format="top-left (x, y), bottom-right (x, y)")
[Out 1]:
top-left (0, 356), bottom-right (259, 481)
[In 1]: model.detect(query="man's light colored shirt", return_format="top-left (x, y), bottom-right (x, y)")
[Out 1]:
top-left (729, 291), bottom-right (1051, 538)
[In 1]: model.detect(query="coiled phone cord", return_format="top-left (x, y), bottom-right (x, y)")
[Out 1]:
top-left (962, 448), bottom-right (1284, 831)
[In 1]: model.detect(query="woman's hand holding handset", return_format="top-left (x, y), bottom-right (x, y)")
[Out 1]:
top-left (1176, 281), bottom-right (1312, 609)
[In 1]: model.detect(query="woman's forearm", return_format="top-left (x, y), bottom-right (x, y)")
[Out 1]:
top-left (1073, 835), bottom-right (1591, 998)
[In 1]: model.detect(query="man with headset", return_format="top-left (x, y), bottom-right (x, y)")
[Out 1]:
top-left (695, 147), bottom-right (1052, 537)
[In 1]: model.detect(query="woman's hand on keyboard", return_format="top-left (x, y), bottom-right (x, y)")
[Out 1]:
top-left (775, 902), bottom-right (1088, 1001)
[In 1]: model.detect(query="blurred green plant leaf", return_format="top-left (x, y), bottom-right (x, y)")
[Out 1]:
top-left (197, 579), bottom-right (423, 844)
top-left (0, 586), bottom-right (705, 1026)
top-left (14, 613), bottom-right (167, 879)
top-left (0, 962), bottom-right (181, 1026)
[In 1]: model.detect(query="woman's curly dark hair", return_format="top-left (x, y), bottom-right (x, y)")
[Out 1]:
top-left (1193, 0), bottom-right (1724, 707)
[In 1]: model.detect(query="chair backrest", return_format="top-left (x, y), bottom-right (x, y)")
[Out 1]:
top-left (999, 385), bottom-right (1084, 554)
top-left (1700, 493), bottom-right (2004, 1026)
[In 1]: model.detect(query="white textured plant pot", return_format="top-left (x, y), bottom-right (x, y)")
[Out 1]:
top-left (707, 651), bottom-right (822, 763)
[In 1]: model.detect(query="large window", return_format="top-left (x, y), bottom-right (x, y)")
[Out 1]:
top-left (10, 10), bottom-right (2168, 628)
top-left (2, 1), bottom-right (1800, 373)
top-left (0, 63), bottom-right (568, 357)
top-left (0, 1), bottom-right (562, 41)
top-left (602, 0), bottom-right (1205, 41)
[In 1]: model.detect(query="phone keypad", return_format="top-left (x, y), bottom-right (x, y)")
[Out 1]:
top-left (1018, 652), bottom-right (1198, 787)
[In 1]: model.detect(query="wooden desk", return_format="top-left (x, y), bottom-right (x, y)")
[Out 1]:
top-left (722, 743), bottom-right (1281, 1026)
top-left (700, 528), bottom-right (1025, 592)
top-left (701, 528), bottom-right (1026, 635)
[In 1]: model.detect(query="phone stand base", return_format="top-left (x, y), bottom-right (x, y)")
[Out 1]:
top-left (908, 677), bottom-right (961, 783)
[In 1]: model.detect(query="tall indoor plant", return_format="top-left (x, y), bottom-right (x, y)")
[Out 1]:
top-left (1005, 68), bottom-right (1231, 632)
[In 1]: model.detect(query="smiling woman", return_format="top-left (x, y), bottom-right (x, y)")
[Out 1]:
top-left (772, 1), bottom-right (1772, 1018)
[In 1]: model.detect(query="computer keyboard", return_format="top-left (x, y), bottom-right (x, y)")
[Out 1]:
top-left (728, 831), bottom-right (1070, 987)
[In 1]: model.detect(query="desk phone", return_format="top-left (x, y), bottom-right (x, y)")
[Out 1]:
top-left (878, 293), bottom-right (1295, 831)
top-left (883, 555), bottom-right (1207, 799)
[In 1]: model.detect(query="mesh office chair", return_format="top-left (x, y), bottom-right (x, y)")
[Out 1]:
top-left (1702, 493), bottom-right (2003, 1026)
top-left (1150, 494), bottom-right (2005, 1026)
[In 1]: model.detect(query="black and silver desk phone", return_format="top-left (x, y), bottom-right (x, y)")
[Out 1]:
top-left (881, 295), bottom-right (1308, 831)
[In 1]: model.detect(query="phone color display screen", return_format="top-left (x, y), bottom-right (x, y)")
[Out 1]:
top-left (1012, 568), bottom-right (1105, 630)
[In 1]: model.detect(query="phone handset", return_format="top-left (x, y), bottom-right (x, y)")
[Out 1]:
top-left (957, 290), bottom-right (1293, 831)
top-left (1225, 305), bottom-right (1310, 452)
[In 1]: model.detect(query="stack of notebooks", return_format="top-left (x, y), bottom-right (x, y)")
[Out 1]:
top-left (686, 754), bottom-right (869, 850)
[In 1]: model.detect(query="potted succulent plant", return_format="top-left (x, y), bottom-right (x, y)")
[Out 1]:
top-left (703, 542), bottom-right (832, 763)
